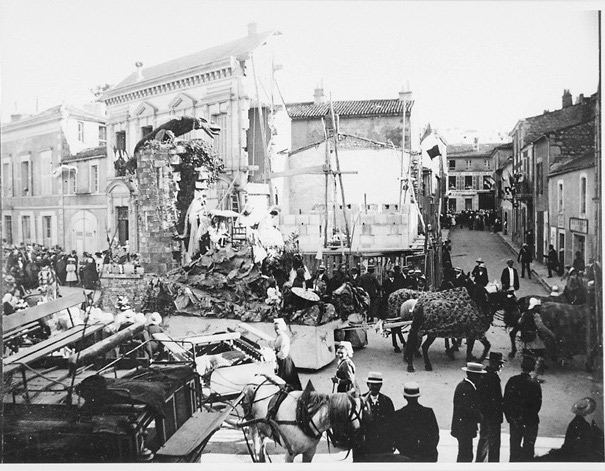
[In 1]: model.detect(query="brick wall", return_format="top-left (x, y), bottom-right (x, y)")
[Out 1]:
top-left (99, 273), bottom-right (151, 313)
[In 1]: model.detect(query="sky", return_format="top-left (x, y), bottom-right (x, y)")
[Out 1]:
top-left (0, 0), bottom-right (600, 139)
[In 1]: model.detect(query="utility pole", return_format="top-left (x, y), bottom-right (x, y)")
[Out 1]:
top-left (329, 100), bottom-right (351, 248)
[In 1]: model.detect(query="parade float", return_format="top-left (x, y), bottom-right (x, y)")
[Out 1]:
top-left (112, 117), bottom-right (366, 370)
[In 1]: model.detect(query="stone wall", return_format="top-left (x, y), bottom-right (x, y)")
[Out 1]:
top-left (99, 273), bottom-right (151, 313)
top-left (136, 149), bottom-right (180, 274)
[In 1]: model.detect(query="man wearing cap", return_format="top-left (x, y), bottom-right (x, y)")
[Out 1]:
top-left (503, 355), bottom-right (542, 461)
top-left (476, 352), bottom-right (506, 462)
top-left (556, 397), bottom-right (604, 462)
top-left (518, 243), bottom-right (533, 279)
top-left (451, 362), bottom-right (486, 462)
top-left (471, 258), bottom-right (489, 287)
top-left (500, 259), bottom-right (520, 292)
top-left (353, 372), bottom-right (395, 462)
top-left (391, 381), bottom-right (439, 462)
top-left (359, 264), bottom-right (382, 322)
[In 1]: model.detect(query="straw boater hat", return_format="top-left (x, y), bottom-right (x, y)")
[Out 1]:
top-left (550, 285), bottom-right (560, 296)
top-left (462, 362), bottom-right (486, 374)
top-left (403, 381), bottom-right (421, 398)
top-left (338, 341), bottom-right (353, 357)
top-left (571, 397), bottom-right (597, 417)
top-left (476, 258), bottom-right (484, 263)
top-left (528, 298), bottom-right (541, 310)
top-left (366, 371), bottom-right (383, 384)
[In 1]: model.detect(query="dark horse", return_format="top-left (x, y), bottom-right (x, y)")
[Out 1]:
top-left (403, 277), bottom-right (511, 372)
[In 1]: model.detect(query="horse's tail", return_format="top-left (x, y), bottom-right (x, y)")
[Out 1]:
top-left (404, 304), bottom-right (424, 360)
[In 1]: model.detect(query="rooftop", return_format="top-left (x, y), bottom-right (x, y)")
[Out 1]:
top-left (107, 30), bottom-right (277, 95)
top-left (549, 149), bottom-right (595, 176)
top-left (286, 99), bottom-right (405, 120)
top-left (446, 143), bottom-right (502, 157)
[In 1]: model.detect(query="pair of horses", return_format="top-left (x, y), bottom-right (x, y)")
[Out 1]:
top-left (238, 374), bottom-right (364, 462)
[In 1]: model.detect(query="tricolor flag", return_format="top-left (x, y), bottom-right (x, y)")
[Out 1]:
top-left (426, 145), bottom-right (441, 159)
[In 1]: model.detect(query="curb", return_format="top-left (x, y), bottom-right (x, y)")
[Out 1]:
top-left (494, 232), bottom-right (552, 293)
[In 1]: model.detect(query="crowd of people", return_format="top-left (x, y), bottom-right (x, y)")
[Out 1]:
top-left (441, 210), bottom-right (502, 232)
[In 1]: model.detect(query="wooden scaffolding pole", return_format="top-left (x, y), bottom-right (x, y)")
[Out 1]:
top-left (329, 100), bottom-right (351, 247)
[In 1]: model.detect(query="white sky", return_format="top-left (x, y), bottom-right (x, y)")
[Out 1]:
top-left (0, 0), bottom-right (600, 138)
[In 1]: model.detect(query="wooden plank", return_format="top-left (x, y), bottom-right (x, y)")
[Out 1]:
top-left (3, 322), bottom-right (107, 375)
top-left (3, 293), bottom-right (87, 334)
top-left (152, 333), bottom-right (192, 362)
top-left (156, 392), bottom-right (244, 458)
top-left (177, 332), bottom-right (241, 345)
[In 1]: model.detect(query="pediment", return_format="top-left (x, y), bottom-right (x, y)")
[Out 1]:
top-left (168, 92), bottom-right (196, 110)
top-left (133, 101), bottom-right (158, 117)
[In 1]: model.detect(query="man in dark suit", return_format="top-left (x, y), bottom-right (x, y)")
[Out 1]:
top-left (392, 265), bottom-right (407, 291)
top-left (391, 381), bottom-right (439, 462)
top-left (472, 258), bottom-right (489, 287)
top-left (476, 352), bottom-right (506, 462)
top-left (359, 264), bottom-right (382, 321)
top-left (451, 362), bottom-right (486, 462)
top-left (518, 243), bottom-right (533, 279)
top-left (353, 371), bottom-right (395, 462)
top-left (503, 355), bottom-right (542, 461)
top-left (501, 259), bottom-right (520, 292)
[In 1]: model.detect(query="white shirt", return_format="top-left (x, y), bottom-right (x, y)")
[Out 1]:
top-left (508, 267), bottom-right (516, 288)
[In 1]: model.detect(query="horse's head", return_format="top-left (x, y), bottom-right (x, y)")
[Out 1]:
top-left (328, 392), bottom-right (364, 448)
top-left (488, 290), bottom-right (520, 327)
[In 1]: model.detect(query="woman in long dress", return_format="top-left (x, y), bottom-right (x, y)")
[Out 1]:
top-left (272, 318), bottom-right (302, 390)
top-left (332, 341), bottom-right (359, 394)
top-left (65, 252), bottom-right (79, 287)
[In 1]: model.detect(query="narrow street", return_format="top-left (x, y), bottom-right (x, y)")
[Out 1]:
top-left (199, 228), bottom-right (597, 463)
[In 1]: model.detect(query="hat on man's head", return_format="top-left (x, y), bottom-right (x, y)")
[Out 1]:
top-left (476, 258), bottom-right (484, 263)
top-left (507, 259), bottom-right (514, 264)
top-left (550, 285), bottom-right (560, 295)
top-left (318, 264), bottom-right (326, 270)
top-left (488, 352), bottom-right (506, 364)
top-left (366, 371), bottom-right (383, 384)
top-left (403, 381), bottom-right (421, 397)
top-left (367, 264), bottom-right (375, 271)
top-left (528, 298), bottom-right (541, 310)
top-left (462, 362), bottom-right (486, 374)
top-left (572, 397), bottom-right (597, 417)
top-left (521, 355), bottom-right (536, 372)
top-left (414, 269), bottom-right (422, 275)
top-left (523, 243), bottom-right (528, 247)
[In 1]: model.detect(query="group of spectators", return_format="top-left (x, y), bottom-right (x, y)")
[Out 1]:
top-left (329, 341), bottom-right (603, 463)
top-left (2, 241), bottom-right (108, 315)
top-left (441, 210), bottom-right (502, 232)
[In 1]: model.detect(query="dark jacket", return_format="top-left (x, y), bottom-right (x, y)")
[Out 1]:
top-left (355, 392), bottom-right (395, 456)
top-left (503, 372), bottom-right (542, 426)
top-left (359, 272), bottom-right (381, 299)
top-left (518, 246), bottom-right (533, 263)
top-left (501, 266), bottom-right (520, 291)
top-left (393, 272), bottom-right (406, 291)
top-left (391, 402), bottom-right (439, 462)
top-left (328, 272), bottom-right (349, 294)
top-left (471, 265), bottom-right (489, 287)
top-left (451, 378), bottom-right (483, 439)
top-left (547, 249), bottom-right (559, 270)
top-left (477, 366), bottom-right (503, 424)
top-left (335, 357), bottom-right (357, 393)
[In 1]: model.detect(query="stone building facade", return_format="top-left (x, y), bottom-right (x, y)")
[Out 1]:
top-left (1, 104), bottom-right (108, 253)
top-left (102, 23), bottom-right (283, 254)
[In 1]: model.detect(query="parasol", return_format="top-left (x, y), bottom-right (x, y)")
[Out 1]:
top-left (291, 287), bottom-right (320, 302)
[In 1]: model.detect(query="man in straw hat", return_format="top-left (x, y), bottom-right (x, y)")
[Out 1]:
top-left (503, 355), bottom-right (542, 461)
top-left (471, 258), bottom-right (489, 287)
top-left (451, 362), bottom-right (486, 462)
top-left (352, 371), bottom-right (395, 462)
top-left (391, 381), bottom-right (439, 462)
top-left (476, 352), bottom-right (506, 462)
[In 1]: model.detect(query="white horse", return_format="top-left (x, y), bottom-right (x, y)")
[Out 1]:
top-left (240, 374), bottom-right (363, 462)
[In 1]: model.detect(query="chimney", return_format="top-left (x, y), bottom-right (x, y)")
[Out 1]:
top-left (562, 89), bottom-right (572, 108)
top-left (247, 22), bottom-right (258, 36)
top-left (575, 93), bottom-right (585, 104)
top-left (313, 86), bottom-right (325, 105)
top-left (473, 136), bottom-right (479, 151)
top-left (135, 61), bottom-right (144, 81)
top-left (399, 89), bottom-right (412, 102)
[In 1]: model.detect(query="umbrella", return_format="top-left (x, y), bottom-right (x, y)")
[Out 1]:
top-left (291, 287), bottom-right (320, 302)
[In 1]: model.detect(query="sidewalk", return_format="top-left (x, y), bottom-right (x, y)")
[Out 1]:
top-left (495, 231), bottom-right (564, 294)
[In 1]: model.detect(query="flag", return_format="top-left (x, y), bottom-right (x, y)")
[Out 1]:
top-left (52, 164), bottom-right (78, 178)
top-left (426, 145), bottom-right (441, 159)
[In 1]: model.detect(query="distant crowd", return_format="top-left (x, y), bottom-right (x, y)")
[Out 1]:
top-left (441, 210), bottom-right (502, 232)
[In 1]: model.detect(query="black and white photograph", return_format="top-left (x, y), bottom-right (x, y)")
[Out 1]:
top-left (1, 0), bottom-right (603, 467)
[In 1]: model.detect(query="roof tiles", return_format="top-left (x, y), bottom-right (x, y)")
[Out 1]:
top-left (286, 99), bottom-right (405, 119)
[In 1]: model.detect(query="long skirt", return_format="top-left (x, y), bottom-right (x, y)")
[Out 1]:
top-left (277, 355), bottom-right (302, 390)
top-left (66, 264), bottom-right (78, 282)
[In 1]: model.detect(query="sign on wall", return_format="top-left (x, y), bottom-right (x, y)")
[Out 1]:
top-left (557, 214), bottom-right (565, 229)
top-left (569, 217), bottom-right (588, 234)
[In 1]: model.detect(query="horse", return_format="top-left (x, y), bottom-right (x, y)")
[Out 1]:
top-left (240, 374), bottom-right (364, 462)
top-left (403, 278), bottom-right (510, 372)
top-left (517, 271), bottom-right (588, 312)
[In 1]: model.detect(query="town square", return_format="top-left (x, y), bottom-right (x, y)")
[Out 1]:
top-left (1, 1), bottom-right (602, 467)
